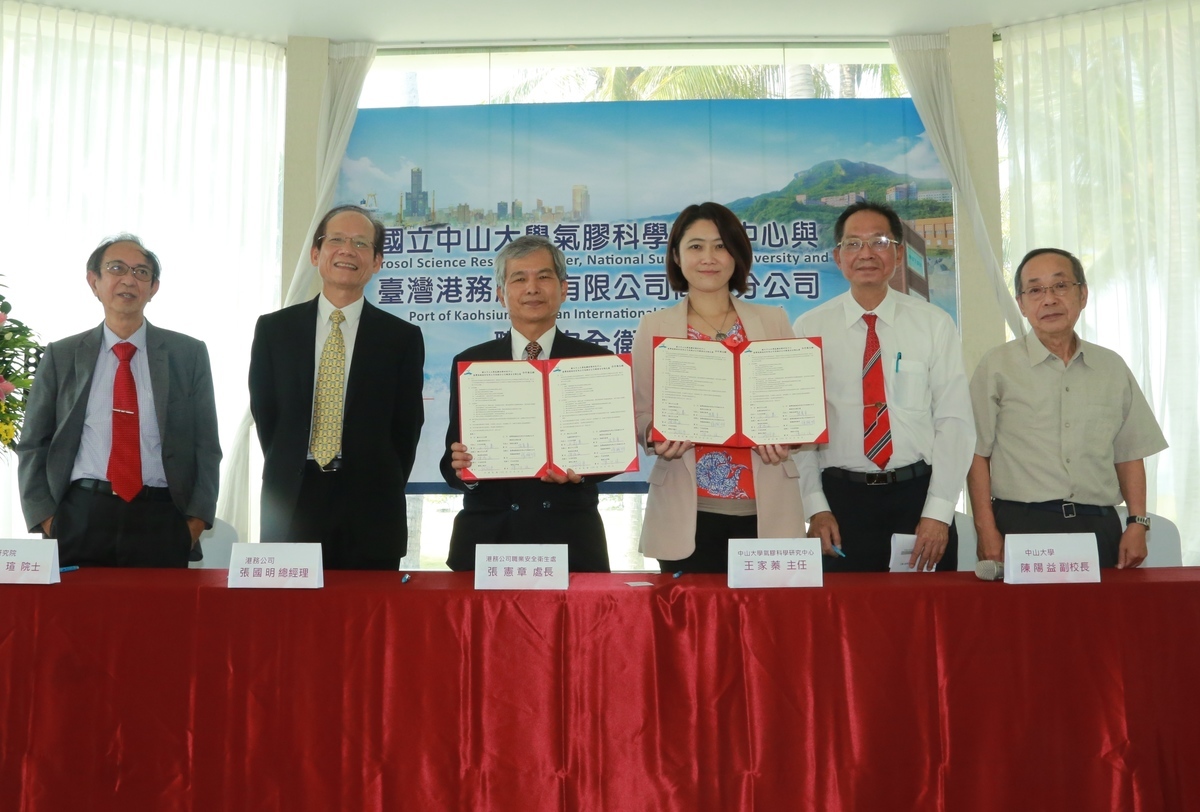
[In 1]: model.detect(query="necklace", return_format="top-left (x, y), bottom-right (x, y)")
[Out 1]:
top-left (688, 296), bottom-right (734, 340)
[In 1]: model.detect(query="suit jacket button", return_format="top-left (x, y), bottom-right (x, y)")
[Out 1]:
top-left (542, 501), bottom-right (551, 509)
top-left (511, 503), bottom-right (519, 511)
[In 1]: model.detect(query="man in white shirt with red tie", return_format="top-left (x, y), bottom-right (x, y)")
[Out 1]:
top-left (17, 234), bottom-right (221, 567)
top-left (793, 203), bottom-right (975, 572)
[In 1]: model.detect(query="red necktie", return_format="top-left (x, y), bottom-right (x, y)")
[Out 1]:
top-left (108, 342), bottom-right (142, 501)
top-left (862, 314), bottom-right (893, 470)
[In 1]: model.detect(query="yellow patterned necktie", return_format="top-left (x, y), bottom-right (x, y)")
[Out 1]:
top-left (311, 309), bottom-right (346, 467)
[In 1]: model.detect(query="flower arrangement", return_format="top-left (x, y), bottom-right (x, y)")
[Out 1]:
top-left (0, 279), bottom-right (44, 452)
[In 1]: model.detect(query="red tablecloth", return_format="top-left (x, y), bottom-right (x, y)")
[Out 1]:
top-left (2, 568), bottom-right (1199, 811)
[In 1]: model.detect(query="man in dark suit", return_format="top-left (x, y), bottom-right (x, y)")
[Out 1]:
top-left (18, 234), bottom-right (221, 567)
top-left (249, 205), bottom-right (424, 570)
top-left (441, 235), bottom-right (612, 572)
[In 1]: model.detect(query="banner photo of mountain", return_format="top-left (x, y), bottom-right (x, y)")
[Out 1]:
top-left (337, 98), bottom-right (957, 489)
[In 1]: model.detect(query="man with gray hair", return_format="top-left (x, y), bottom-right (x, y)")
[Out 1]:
top-left (967, 247), bottom-right (1167, 568)
top-left (18, 234), bottom-right (221, 567)
top-left (440, 234), bottom-right (612, 571)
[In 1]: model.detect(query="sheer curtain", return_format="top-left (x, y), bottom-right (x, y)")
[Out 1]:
top-left (1003, 0), bottom-right (1199, 560)
top-left (0, 1), bottom-right (285, 536)
top-left (890, 33), bottom-right (1026, 337)
top-left (216, 41), bottom-right (375, 543)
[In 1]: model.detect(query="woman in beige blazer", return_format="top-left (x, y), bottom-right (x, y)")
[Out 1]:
top-left (632, 202), bottom-right (806, 572)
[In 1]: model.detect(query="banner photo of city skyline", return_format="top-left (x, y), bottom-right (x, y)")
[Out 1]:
top-left (338, 98), bottom-right (958, 490)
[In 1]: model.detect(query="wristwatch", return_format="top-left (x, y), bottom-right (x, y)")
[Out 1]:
top-left (1126, 515), bottom-right (1152, 528)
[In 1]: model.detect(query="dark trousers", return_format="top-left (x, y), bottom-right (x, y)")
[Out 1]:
top-left (287, 463), bottom-right (401, 571)
top-left (992, 500), bottom-right (1121, 569)
top-left (53, 482), bottom-right (191, 568)
top-left (657, 512), bottom-right (758, 574)
top-left (820, 470), bottom-right (958, 573)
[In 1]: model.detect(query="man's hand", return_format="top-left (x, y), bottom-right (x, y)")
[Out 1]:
top-left (807, 511), bottom-right (843, 557)
top-left (186, 517), bottom-right (206, 548)
top-left (541, 468), bottom-right (584, 485)
top-left (449, 442), bottom-right (472, 479)
top-left (753, 444), bottom-right (792, 465)
top-left (976, 524), bottom-right (1004, 563)
top-left (1116, 524), bottom-right (1148, 569)
top-left (653, 439), bottom-right (694, 460)
top-left (909, 517), bottom-right (949, 571)
top-left (40, 516), bottom-right (54, 537)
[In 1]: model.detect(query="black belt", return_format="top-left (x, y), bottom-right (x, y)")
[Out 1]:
top-left (307, 458), bottom-right (343, 473)
top-left (73, 478), bottom-right (174, 503)
top-left (823, 460), bottom-right (931, 486)
top-left (993, 498), bottom-right (1114, 519)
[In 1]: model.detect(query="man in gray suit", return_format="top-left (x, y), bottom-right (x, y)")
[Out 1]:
top-left (17, 234), bottom-right (221, 567)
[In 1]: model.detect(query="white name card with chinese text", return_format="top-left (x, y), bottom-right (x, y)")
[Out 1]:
top-left (1004, 533), bottom-right (1100, 584)
top-left (227, 543), bottom-right (323, 589)
top-left (727, 539), bottom-right (822, 588)
top-left (0, 539), bottom-right (61, 585)
top-left (474, 544), bottom-right (569, 590)
top-left (889, 534), bottom-right (936, 573)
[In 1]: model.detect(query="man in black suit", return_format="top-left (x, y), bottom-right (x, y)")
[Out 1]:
top-left (249, 205), bottom-right (424, 570)
top-left (18, 234), bottom-right (221, 568)
top-left (441, 235), bottom-right (612, 572)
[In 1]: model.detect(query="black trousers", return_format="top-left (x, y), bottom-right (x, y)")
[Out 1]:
top-left (657, 512), bottom-right (758, 574)
top-left (820, 470), bottom-right (958, 573)
top-left (287, 463), bottom-right (402, 571)
top-left (992, 500), bottom-right (1121, 569)
top-left (53, 482), bottom-right (191, 568)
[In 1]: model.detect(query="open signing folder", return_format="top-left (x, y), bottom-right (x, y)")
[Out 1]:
top-left (457, 354), bottom-right (639, 480)
top-left (651, 336), bottom-right (828, 446)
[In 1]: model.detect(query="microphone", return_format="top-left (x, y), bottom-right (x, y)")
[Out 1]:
top-left (974, 560), bottom-right (1004, 581)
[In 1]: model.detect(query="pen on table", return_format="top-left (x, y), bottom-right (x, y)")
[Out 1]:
top-left (895, 352), bottom-right (902, 372)
top-left (60, 566), bottom-right (80, 573)
top-left (831, 545), bottom-right (847, 558)
top-left (401, 573), bottom-right (411, 583)
top-left (672, 570), bottom-right (684, 579)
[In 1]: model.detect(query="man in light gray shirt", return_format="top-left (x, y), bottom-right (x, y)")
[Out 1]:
top-left (967, 248), bottom-right (1167, 568)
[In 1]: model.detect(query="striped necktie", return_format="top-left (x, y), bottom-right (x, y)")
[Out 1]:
top-left (861, 314), bottom-right (893, 470)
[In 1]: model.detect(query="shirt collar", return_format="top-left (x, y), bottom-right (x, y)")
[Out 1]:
top-left (510, 326), bottom-right (557, 360)
top-left (1023, 330), bottom-right (1086, 366)
top-left (841, 286), bottom-right (896, 328)
top-left (318, 293), bottom-right (365, 326)
top-left (103, 321), bottom-right (148, 352)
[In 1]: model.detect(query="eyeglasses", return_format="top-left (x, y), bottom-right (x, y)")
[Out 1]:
top-left (837, 236), bottom-right (898, 253)
top-left (103, 261), bottom-right (154, 282)
top-left (320, 235), bottom-right (374, 252)
top-left (1019, 281), bottom-right (1083, 300)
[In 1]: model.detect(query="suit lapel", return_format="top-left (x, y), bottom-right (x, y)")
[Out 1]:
top-left (66, 325), bottom-right (105, 427)
top-left (145, 321), bottom-right (170, 439)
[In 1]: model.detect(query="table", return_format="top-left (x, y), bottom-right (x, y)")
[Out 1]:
top-left (2, 569), bottom-right (1199, 811)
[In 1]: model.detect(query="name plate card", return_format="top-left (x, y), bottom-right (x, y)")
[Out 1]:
top-left (0, 539), bottom-right (61, 585)
top-left (474, 544), bottom-right (569, 590)
top-left (889, 534), bottom-right (936, 573)
top-left (727, 539), bottom-right (822, 588)
top-left (1004, 533), bottom-right (1100, 584)
top-left (227, 543), bottom-right (324, 589)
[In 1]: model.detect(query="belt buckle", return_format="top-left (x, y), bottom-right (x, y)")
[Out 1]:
top-left (864, 471), bottom-right (891, 486)
top-left (1061, 502), bottom-right (1077, 519)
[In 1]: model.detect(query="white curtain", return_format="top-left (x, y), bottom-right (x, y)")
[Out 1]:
top-left (0, 1), bottom-right (285, 536)
top-left (216, 41), bottom-right (375, 542)
top-left (1003, 0), bottom-right (1199, 560)
top-left (890, 34), bottom-right (1026, 337)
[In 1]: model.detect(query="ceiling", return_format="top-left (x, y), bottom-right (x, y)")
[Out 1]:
top-left (38, 0), bottom-right (1134, 46)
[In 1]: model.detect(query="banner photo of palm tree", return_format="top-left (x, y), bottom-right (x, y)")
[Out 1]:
top-left (338, 98), bottom-right (956, 488)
